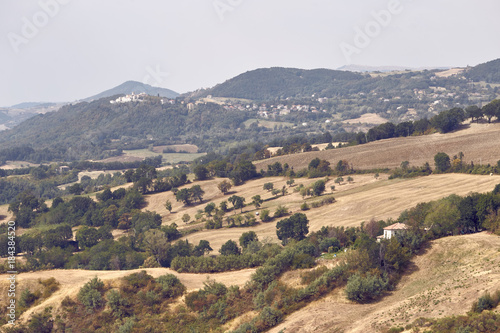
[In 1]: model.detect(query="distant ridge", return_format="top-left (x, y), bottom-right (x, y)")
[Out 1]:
top-left (337, 64), bottom-right (450, 73)
top-left (83, 80), bottom-right (179, 101)
top-left (10, 102), bottom-right (56, 109)
top-left (194, 67), bottom-right (364, 100)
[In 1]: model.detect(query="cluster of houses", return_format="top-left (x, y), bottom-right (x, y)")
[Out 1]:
top-left (110, 92), bottom-right (148, 104)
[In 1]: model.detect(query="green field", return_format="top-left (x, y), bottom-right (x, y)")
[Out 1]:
top-left (123, 149), bottom-right (206, 164)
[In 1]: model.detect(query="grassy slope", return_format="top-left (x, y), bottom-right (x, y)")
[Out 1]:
top-left (143, 174), bottom-right (500, 253)
top-left (269, 232), bottom-right (500, 333)
top-left (0, 267), bottom-right (256, 324)
top-left (254, 122), bottom-right (500, 171)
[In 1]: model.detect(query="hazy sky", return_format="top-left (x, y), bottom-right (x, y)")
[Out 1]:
top-left (1, 0), bottom-right (499, 106)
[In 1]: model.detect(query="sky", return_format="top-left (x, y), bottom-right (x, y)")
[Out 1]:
top-left (1, 0), bottom-right (499, 106)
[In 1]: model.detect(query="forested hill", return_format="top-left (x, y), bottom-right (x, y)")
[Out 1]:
top-left (195, 67), bottom-right (366, 100)
top-left (83, 80), bottom-right (179, 101)
top-left (0, 96), bottom-right (250, 162)
top-left (465, 58), bottom-right (500, 84)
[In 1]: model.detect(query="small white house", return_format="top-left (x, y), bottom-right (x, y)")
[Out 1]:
top-left (383, 223), bottom-right (408, 239)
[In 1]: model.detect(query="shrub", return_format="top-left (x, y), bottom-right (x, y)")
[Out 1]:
top-left (300, 202), bottom-right (309, 211)
top-left (156, 274), bottom-right (186, 298)
top-left (345, 273), bottom-right (388, 302)
top-left (319, 237), bottom-right (340, 253)
top-left (273, 205), bottom-right (289, 218)
top-left (19, 289), bottom-right (38, 308)
top-left (106, 289), bottom-right (129, 318)
top-left (471, 291), bottom-right (500, 313)
top-left (260, 209), bottom-right (272, 222)
top-left (78, 277), bottom-right (105, 312)
top-left (300, 266), bottom-right (329, 285)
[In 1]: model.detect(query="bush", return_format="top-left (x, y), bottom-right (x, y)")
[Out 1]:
top-left (471, 291), bottom-right (500, 313)
top-left (345, 273), bottom-right (388, 302)
top-left (156, 274), bottom-right (186, 298)
top-left (78, 277), bottom-right (105, 312)
top-left (319, 237), bottom-right (340, 253)
top-left (300, 202), bottom-right (309, 211)
top-left (273, 205), bottom-right (289, 218)
top-left (260, 209), bottom-right (272, 222)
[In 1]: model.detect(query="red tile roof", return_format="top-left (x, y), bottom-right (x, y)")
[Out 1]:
top-left (383, 223), bottom-right (408, 230)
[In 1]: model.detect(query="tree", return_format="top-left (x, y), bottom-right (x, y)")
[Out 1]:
top-left (190, 185), bottom-right (205, 203)
top-left (75, 226), bottom-right (100, 249)
top-left (466, 105), bottom-right (483, 123)
top-left (217, 180), bottom-right (232, 195)
top-left (204, 202), bottom-right (216, 216)
top-left (312, 179), bottom-right (326, 196)
top-left (482, 100), bottom-right (500, 123)
top-left (251, 195), bottom-right (263, 209)
top-left (176, 188), bottom-right (192, 206)
top-left (68, 183), bottom-right (84, 195)
top-left (239, 231), bottom-right (258, 248)
top-left (263, 182), bottom-right (274, 192)
top-left (182, 214), bottom-right (191, 224)
top-left (228, 195), bottom-right (245, 213)
top-left (193, 240), bottom-right (213, 256)
top-left (364, 218), bottom-right (380, 238)
top-left (281, 186), bottom-right (288, 196)
top-left (219, 240), bottom-right (241, 256)
top-left (193, 165), bottom-right (209, 180)
top-left (142, 229), bottom-right (169, 264)
top-left (286, 179), bottom-right (295, 187)
top-left (219, 200), bottom-right (228, 212)
top-left (347, 176), bottom-right (354, 183)
top-left (276, 213), bottom-right (309, 245)
top-left (434, 152), bottom-right (451, 172)
top-left (131, 211), bottom-right (162, 233)
top-left (335, 176), bottom-right (344, 185)
top-left (330, 185), bottom-right (335, 192)
top-left (165, 200), bottom-right (172, 213)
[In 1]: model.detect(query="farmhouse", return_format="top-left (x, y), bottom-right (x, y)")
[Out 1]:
top-left (382, 222), bottom-right (408, 239)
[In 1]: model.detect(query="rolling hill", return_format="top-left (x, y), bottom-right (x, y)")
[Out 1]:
top-left (254, 122), bottom-right (500, 171)
top-left (465, 58), bottom-right (500, 84)
top-left (269, 232), bottom-right (500, 332)
top-left (192, 67), bottom-right (366, 100)
top-left (83, 80), bottom-right (179, 101)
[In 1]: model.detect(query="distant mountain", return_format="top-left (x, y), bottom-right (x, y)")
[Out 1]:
top-left (83, 80), bottom-right (179, 101)
top-left (10, 102), bottom-right (56, 109)
top-left (194, 67), bottom-right (365, 101)
top-left (465, 58), bottom-right (500, 83)
top-left (337, 64), bottom-right (449, 73)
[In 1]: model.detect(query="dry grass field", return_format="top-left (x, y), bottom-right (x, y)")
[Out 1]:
top-left (269, 232), bottom-right (500, 333)
top-left (342, 113), bottom-right (389, 125)
top-left (254, 122), bottom-right (500, 171)
top-left (0, 267), bottom-right (256, 323)
top-left (141, 173), bottom-right (500, 253)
